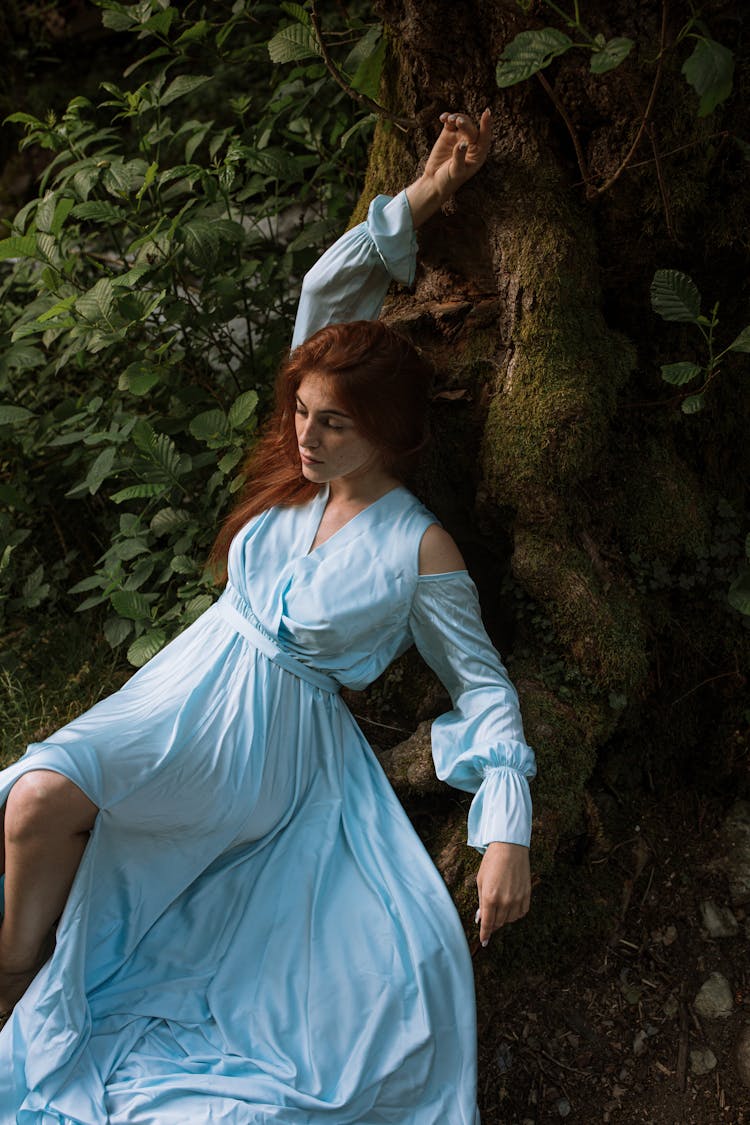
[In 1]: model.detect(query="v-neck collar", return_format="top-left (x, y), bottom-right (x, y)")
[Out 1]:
top-left (303, 483), bottom-right (406, 558)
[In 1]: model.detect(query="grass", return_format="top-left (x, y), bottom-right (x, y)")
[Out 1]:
top-left (0, 608), bottom-right (131, 770)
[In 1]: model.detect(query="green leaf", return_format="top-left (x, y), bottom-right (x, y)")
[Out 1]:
top-left (268, 24), bottom-right (321, 64)
top-left (170, 554), bottom-right (196, 574)
top-left (4, 111), bottom-right (44, 127)
top-left (111, 483), bottom-right (165, 502)
top-left (141, 7), bottom-right (176, 36)
top-left (0, 234), bottom-right (38, 260)
top-left (101, 9), bottom-right (136, 32)
top-left (160, 74), bottom-right (213, 107)
top-left (661, 361), bottom-right (702, 385)
top-left (113, 538), bottom-right (150, 561)
top-left (71, 200), bottom-right (126, 223)
top-left (71, 165), bottom-right (102, 200)
top-left (37, 294), bottom-right (77, 322)
top-left (682, 37), bottom-right (734, 117)
top-left (136, 160), bottom-right (159, 201)
top-left (103, 158), bottom-right (147, 197)
top-left (184, 122), bottom-right (212, 162)
top-left (344, 24), bottom-right (382, 72)
top-left (184, 594), bottom-right (213, 623)
top-left (104, 616), bottom-right (132, 647)
top-left (76, 278), bottom-right (116, 324)
top-left (0, 404), bottom-right (35, 424)
top-left (228, 390), bottom-right (259, 429)
top-left (50, 197), bottom-right (75, 236)
top-left (84, 446), bottom-right (116, 494)
top-left (127, 629), bottom-right (167, 667)
top-left (495, 28), bottom-right (572, 88)
top-left (150, 507), bottom-right (190, 536)
top-left (174, 19), bottom-right (212, 45)
top-left (217, 447), bottom-right (243, 474)
top-left (280, 1), bottom-right (311, 24)
top-left (681, 393), bottom-right (706, 414)
top-left (0, 344), bottom-right (45, 372)
top-left (111, 589), bottom-right (154, 620)
top-left (650, 270), bottom-right (702, 322)
top-left (182, 218), bottom-right (221, 267)
top-left (190, 409), bottom-right (229, 443)
top-left (119, 362), bottom-right (161, 395)
top-left (590, 36), bottom-right (634, 75)
top-left (35, 192), bottom-right (58, 233)
top-left (728, 326), bottom-right (750, 353)
top-left (728, 567), bottom-right (750, 615)
top-left (68, 574), bottom-right (104, 594)
top-left (350, 36), bottom-right (386, 101)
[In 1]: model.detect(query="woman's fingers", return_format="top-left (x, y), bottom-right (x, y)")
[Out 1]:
top-left (477, 897), bottom-right (528, 945)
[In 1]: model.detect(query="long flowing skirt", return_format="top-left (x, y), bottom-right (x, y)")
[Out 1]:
top-left (0, 603), bottom-right (480, 1124)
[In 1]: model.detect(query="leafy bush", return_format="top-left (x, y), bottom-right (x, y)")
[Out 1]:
top-left (0, 0), bottom-right (382, 664)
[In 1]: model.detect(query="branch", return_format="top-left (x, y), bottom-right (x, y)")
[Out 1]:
top-left (535, 70), bottom-right (593, 193)
top-left (647, 122), bottom-right (680, 245)
top-left (309, 3), bottom-right (416, 132)
top-left (594, 0), bottom-right (669, 195)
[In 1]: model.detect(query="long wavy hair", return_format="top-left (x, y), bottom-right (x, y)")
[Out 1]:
top-left (206, 320), bottom-right (434, 584)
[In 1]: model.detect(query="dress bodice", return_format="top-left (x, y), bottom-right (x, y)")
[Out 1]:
top-left (225, 484), bottom-right (437, 691)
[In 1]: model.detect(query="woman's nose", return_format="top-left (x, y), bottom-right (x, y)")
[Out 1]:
top-left (299, 419), bottom-right (319, 448)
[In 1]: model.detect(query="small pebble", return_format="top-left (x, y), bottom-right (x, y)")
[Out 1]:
top-left (690, 1047), bottom-right (717, 1076)
top-left (694, 972), bottom-right (734, 1019)
top-left (557, 1097), bottom-right (571, 1117)
top-left (700, 898), bottom-right (740, 938)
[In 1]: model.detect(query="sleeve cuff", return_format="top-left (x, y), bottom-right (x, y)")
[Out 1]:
top-left (366, 191), bottom-right (417, 286)
top-left (466, 765), bottom-right (533, 854)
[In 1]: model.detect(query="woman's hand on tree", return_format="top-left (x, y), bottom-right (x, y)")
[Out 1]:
top-left (405, 108), bottom-right (492, 228)
top-left (475, 840), bottom-right (531, 947)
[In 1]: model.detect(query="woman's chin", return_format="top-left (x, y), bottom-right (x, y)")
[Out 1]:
top-left (301, 462), bottom-right (326, 481)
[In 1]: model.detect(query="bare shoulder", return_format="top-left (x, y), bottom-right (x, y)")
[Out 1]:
top-left (418, 524), bottom-right (467, 575)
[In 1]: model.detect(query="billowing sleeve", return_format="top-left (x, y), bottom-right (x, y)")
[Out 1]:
top-left (291, 190), bottom-right (416, 349)
top-left (408, 571), bottom-right (537, 855)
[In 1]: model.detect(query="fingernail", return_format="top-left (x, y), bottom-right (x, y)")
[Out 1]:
top-left (459, 141), bottom-right (468, 151)
top-left (481, 939), bottom-right (489, 948)
top-left (456, 116), bottom-right (464, 126)
top-left (485, 107), bottom-right (492, 116)
top-left (474, 908), bottom-right (481, 924)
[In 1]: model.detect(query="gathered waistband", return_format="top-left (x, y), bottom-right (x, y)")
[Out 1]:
top-left (215, 586), bottom-right (340, 695)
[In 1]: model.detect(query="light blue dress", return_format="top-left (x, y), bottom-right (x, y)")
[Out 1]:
top-left (0, 192), bottom-right (536, 1124)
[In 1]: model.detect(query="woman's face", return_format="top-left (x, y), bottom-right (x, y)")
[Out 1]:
top-left (294, 372), bottom-right (384, 486)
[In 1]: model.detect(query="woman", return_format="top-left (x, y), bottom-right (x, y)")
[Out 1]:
top-left (0, 110), bottom-right (536, 1123)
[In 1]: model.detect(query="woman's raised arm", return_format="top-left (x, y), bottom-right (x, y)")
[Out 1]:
top-left (291, 109), bottom-right (492, 349)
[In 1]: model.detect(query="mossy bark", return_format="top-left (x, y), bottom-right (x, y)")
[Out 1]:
top-left (352, 0), bottom-right (750, 954)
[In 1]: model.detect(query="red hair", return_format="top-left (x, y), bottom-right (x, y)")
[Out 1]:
top-left (206, 320), bottom-right (434, 584)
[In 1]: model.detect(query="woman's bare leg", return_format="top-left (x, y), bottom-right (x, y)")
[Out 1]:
top-left (0, 770), bottom-right (98, 1013)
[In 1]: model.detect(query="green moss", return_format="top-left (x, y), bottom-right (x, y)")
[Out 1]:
top-left (613, 436), bottom-right (711, 563)
top-left (512, 525), bottom-right (649, 691)
top-left (482, 194), bottom-right (636, 500)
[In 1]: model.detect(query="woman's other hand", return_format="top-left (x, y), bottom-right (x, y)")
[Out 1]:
top-left (405, 108), bottom-right (492, 228)
top-left (474, 840), bottom-right (531, 947)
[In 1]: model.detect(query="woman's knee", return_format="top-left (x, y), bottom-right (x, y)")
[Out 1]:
top-left (4, 771), bottom-right (98, 844)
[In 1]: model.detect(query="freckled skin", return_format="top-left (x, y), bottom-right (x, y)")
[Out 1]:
top-left (295, 372), bottom-right (390, 489)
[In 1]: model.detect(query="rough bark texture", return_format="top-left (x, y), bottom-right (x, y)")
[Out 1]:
top-left (346, 0), bottom-right (750, 953)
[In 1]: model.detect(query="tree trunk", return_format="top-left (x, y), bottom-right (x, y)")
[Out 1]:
top-left (350, 0), bottom-right (749, 954)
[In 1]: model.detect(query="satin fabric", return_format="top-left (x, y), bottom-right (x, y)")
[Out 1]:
top-left (0, 191), bottom-right (536, 1122)
top-left (0, 487), bottom-right (534, 1123)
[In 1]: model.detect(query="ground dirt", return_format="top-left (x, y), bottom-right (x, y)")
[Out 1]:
top-left (474, 788), bottom-right (749, 1125)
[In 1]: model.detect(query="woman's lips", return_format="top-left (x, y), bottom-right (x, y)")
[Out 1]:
top-left (300, 451), bottom-right (322, 465)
